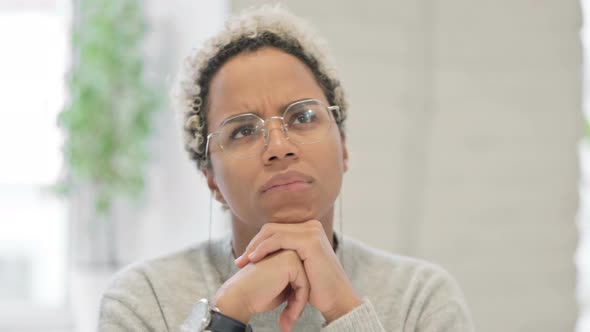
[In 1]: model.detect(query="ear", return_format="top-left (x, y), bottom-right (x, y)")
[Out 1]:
top-left (202, 167), bottom-right (228, 205)
top-left (341, 134), bottom-right (349, 173)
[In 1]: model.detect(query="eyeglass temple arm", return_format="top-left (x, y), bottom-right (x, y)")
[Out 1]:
top-left (328, 105), bottom-right (342, 123)
top-left (204, 132), bottom-right (220, 160)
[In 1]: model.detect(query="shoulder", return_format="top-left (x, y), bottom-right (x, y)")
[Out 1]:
top-left (103, 241), bottom-right (207, 299)
top-left (342, 236), bottom-right (457, 286)
top-left (99, 241), bottom-right (213, 330)
top-left (342, 236), bottom-right (472, 328)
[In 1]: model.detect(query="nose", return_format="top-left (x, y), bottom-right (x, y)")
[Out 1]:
top-left (262, 119), bottom-right (298, 163)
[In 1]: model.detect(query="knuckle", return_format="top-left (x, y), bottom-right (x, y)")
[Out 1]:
top-left (285, 249), bottom-right (298, 259)
top-left (309, 220), bottom-right (323, 233)
top-left (282, 250), bottom-right (299, 265)
top-left (273, 231), bottom-right (282, 242)
top-left (263, 222), bottom-right (276, 232)
top-left (311, 224), bottom-right (323, 238)
top-left (259, 224), bottom-right (269, 234)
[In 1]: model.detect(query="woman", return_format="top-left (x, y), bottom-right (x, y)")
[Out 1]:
top-left (99, 6), bottom-right (473, 332)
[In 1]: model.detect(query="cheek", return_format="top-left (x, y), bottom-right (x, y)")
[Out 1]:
top-left (313, 135), bottom-right (346, 185)
top-left (214, 158), bottom-right (257, 209)
top-left (324, 132), bottom-right (346, 170)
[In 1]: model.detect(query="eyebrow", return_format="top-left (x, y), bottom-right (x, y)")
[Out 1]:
top-left (218, 98), bottom-right (312, 125)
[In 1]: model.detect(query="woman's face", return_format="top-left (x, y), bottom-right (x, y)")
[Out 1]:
top-left (204, 47), bottom-right (348, 229)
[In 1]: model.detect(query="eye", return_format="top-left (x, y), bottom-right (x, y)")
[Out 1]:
top-left (230, 125), bottom-right (257, 140)
top-left (292, 109), bottom-right (317, 125)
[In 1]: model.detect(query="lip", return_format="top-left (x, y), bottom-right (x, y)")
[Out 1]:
top-left (259, 170), bottom-right (314, 194)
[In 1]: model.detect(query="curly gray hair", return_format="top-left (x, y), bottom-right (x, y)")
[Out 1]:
top-left (177, 6), bottom-right (349, 169)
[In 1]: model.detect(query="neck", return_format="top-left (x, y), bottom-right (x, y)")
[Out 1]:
top-left (229, 207), bottom-right (335, 258)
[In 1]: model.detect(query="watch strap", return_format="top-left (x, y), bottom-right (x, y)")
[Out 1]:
top-left (208, 310), bottom-right (252, 332)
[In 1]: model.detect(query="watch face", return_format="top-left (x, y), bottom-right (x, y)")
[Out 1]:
top-left (194, 299), bottom-right (212, 330)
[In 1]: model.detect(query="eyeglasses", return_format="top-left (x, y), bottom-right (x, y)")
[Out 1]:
top-left (205, 98), bottom-right (341, 160)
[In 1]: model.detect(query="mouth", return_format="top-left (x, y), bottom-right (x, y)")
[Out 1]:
top-left (263, 180), bottom-right (312, 194)
top-left (260, 171), bottom-right (313, 195)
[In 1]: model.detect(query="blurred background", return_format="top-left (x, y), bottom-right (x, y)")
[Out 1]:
top-left (0, 0), bottom-right (587, 331)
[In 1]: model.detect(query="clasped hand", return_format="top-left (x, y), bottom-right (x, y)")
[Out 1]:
top-left (212, 220), bottom-right (362, 332)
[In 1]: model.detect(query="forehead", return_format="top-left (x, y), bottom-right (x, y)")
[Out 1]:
top-left (206, 47), bottom-right (327, 130)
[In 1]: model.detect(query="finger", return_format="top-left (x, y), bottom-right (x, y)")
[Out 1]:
top-left (247, 233), bottom-right (284, 263)
top-left (284, 281), bottom-right (306, 321)
top-left (234, 254), bottom-right (248, 268)
top-left (279, 255), bottom-right (309, 332)
top-left (236, 221), bottom-right (321, 268)
top-left (279, 281), bottom-right (308, 331)
top-left (278, 287), bottom-right (295, 332)
top-left (236, 223), bottom-right (293, 268)
top-left (284, 261), bottom-right (310, 325)
top-left (249, 231), bottom-right (316, 263)
top-left (235, 225), bottom-right (279, 267)
top-left (278, 310), bottom-right (294, 332)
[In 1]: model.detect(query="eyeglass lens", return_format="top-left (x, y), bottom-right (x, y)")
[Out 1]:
top-left (216, 100), bottom-right (333, 159)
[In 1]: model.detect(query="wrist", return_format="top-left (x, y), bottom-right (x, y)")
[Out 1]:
top-left (322, 293), bottom-right (363, 323)
top-left (212, 290), bottom-right (253, 324)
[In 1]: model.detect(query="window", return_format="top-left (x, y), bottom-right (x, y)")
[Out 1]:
top-left (0, 0), bottom-right (70, 329)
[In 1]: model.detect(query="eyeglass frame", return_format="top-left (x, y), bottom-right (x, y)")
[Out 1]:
top-left (204, 98), bottom-right (342, 160)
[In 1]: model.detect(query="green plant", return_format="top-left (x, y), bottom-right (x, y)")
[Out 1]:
top-left (57, 0), bottom-right (160, 215)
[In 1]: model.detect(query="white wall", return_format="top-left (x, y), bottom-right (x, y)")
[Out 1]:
top-left (230, 1), bottom-right (582, 331)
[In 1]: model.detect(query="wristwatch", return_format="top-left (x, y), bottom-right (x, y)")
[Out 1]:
top-left (182, 298), bottom-right (253, 332)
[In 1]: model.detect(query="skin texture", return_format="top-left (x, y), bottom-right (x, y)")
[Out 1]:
top-left (203, 47), bottom-right (361, 332)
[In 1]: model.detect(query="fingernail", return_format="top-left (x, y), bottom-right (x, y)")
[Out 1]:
top-left (248, 252), bottom-right (256, 259)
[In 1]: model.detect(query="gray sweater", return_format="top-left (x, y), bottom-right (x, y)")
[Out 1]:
top-left (98, 234), bottom-right (473, 331)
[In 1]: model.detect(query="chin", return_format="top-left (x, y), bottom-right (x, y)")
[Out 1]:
top-left (264, 205), bottom-right (317, 224)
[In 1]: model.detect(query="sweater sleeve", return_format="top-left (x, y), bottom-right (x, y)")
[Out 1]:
top-left (414, 268), bottom-right (474, 332)
top-left (320, 249), bottom-right (473, 332)
top-left (97, 266), bottom-right (169, 331)
top-left (321, 298), bottom-right (386, 332)
top-left (98, 295), bottom-right (155, 331)
top-left (417, 300), bottom-right (473, 332)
